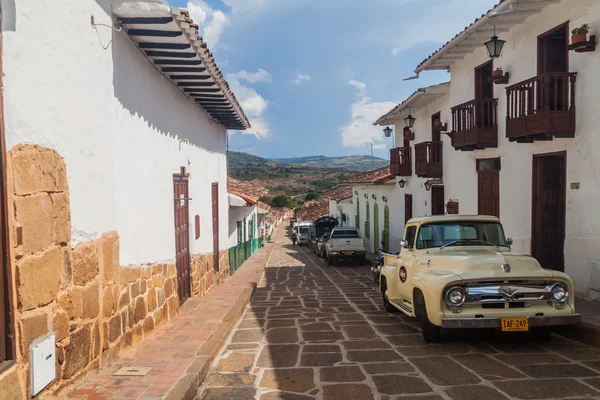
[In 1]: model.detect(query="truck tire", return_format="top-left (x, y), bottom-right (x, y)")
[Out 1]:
top-left (381, 279), bottom-right (398, 313)
top-left (415, 292), bottom-right (441, 343)
top-left (327, 255), bottom-right (334, 266)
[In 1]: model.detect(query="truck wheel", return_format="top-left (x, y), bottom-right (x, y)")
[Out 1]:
top-left (532, 327), bottom-right (552, 342)
top-left (327, 255), bottom-right (334, 266)
top-left (415, 293), bottom-right (441, 343)
top-left (381, 280), bottom-right (398, 313)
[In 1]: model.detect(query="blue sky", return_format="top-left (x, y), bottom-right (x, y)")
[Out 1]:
top-left (169, 0), bottom-right (498, 159)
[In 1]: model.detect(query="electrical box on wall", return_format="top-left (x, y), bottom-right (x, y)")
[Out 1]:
top-left (30, 334), bottom-right (56, 396)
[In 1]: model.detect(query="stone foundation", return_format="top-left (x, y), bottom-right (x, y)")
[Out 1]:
top-left (0, 145), bottom-right (232, 399)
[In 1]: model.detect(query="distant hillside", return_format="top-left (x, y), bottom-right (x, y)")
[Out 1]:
top-left (227, 151), bottom-right (357, 197)
top-left (271, 155), bottom-right (388, 171)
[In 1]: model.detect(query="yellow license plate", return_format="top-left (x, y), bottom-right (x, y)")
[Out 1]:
top-left (501, 318), bottom-right (529, 332)
top-left (343, 251), bottom-right (353, 255)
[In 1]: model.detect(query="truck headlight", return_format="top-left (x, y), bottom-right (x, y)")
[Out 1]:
top-left (551, 283), bottom-right (569, 303)
top-left (445, 287), bottom-right (465, 307)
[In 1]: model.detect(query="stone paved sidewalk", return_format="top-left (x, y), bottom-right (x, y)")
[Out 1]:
top-left (67, 226), bottom-right (284, 400)
top-left (198, 232), bottom-right (600, 400)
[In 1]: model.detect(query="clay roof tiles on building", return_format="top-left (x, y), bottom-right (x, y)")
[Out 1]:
top-left (321, 185), bottom-right (353, 202)
top-left (342, 166), bottom-right (394, 185)
top-left (227, 177), bottom-right (269, 205)
top-left (296, 199), bottom-right (329, 223)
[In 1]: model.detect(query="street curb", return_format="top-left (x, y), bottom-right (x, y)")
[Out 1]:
top-left (163, 243), bottom-right (274, 400)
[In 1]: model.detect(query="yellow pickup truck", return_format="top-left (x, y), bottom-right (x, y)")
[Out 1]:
top-left (380, 215), bottom-right (580, 343)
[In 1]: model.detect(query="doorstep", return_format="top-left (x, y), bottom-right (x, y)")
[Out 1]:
top-left (555, 297), bottom-right (600, 348)
top-left (67, 231), bottom-right (280, 400)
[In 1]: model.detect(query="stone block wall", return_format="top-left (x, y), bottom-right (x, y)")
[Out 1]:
top-left (0, 145), bottom-right (232, 399)
top-left (190, 250), bottom-right (230, 297)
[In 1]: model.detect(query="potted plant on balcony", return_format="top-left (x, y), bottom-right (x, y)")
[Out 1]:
top-left (571, 23), bottom-right (590, 47)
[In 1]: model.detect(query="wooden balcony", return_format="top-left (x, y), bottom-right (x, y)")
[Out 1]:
top-left (390, 147), bottom-right (412, 177)
top-left (415, 141), bottom-right (443, 178)
top-left (450, 98), bottom-right (498, 151)
top-left (506, 72), bottom-right (577, 142)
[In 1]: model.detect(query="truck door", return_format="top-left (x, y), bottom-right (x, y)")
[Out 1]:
top-left (396, 224), bottom-right (418, 304)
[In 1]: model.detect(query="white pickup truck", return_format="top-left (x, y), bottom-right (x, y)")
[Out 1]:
top-left (325, 227), bottom-right (367, 265)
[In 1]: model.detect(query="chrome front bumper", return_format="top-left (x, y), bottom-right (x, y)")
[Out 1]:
top-left (442, 314), bottom-right (581, 329)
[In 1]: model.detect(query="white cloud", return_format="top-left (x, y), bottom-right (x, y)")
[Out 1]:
top-left (290, 73), bottom-right (311, 85)
top-left (391, 48), bottom-right (399, 56)
top-left (187, 1), bottom-right (230, 48)
top-left (228, 69), bottom-right (272, 83)
top-left (340, 81), bottom-right (396, 149)
top-left (349, 79), bottom-right (367, 95)
top-left (226, 70), bottom-right (271, 138)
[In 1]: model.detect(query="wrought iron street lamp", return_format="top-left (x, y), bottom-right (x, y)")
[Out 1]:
top-left (485, 26), bottom-right (505, 58)
top-left (398, 178), bottom-right (406, 188)
top-left (404, 111), bottom-right (416, 129)
top-left (383, 126), bottom-right (393, 138)
top-left (424, 181), bottom-right (432, 191)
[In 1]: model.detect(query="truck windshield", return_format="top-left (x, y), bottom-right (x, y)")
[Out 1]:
top-left (331, 229), bottom-right (360, 238)
top-left (299, 226), bottom-right (311, 235)
top-left (416, 221), bottom-right (507, 249)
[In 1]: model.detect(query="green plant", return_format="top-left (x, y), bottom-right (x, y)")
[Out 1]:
top-left (572, 23), bottom-right (590, 35)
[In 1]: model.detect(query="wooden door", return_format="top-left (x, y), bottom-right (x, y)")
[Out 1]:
top-left (475, 61), bottom-right (493, 126)
top-left (173, 168), bottom-right (191, 305)
top-left (212, 183), bottom-right (220, 272)
top-left (431, 112), bottom-right (441, 142)
top-left (538, 24), bottom-right (568, 110)
top-left (532, 153), bottom-right (566, 271)
top-left (404, 194), bottom-right (412, 224)
top-left (431, 186), bottom-right (445, 216)
top-left (478, 172), bottom-right (500, 217)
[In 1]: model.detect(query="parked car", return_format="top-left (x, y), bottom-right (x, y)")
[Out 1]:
top-left (309, 216), bottom-right (338, 255)
top-left (379, 215), bottom-right (581, 343)
top-left (325, 227), bottom-right (367, 265)
top-left (296, 222), bottom-right (313, 246)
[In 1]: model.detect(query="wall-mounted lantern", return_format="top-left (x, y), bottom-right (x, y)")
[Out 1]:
top-left (364, 194), bottom-right (368, 199)
top-left (424, 181), bottom-right (432, 191)
top-left (404, 110), bottom-right (416, 129)
top-left (398, 178), bottom-right (406, 188)
top-left (383, 126), bottom-right (393, 138)
top-left (382, 196), bottom-right (387, 203)
top-left (354, 190), bottom-right (358, 195)
top-left (372, 194), bottom-right (377, 200)
top-left (485, 26), bottom-right (506, 58)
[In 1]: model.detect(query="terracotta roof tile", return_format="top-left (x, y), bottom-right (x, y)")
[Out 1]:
top-left (228, 177), bottom-right (269, 205)
top-left (321, 185), bottom-right (353, 202)
top-left (342, 166), bottom-right (394, 185)
top-left (296, 199), bottom-right (329, 222)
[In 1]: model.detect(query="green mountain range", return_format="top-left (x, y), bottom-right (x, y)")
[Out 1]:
top-left (270, 155), bottom-right (388, 171)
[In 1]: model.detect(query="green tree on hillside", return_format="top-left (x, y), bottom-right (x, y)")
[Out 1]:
top-left (305, 191), bottom-right (319, 201)
top-left (271, 195), bottom-right (296, 208)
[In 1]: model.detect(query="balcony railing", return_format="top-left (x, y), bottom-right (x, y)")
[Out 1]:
top-left (450, 98), bottom-right (498, 150)
top-left (415, 141), bottom-right (443, 178)
top-left (390, 147), bottom-right (412, 177)
top-left (506, 72), bottom-right (577, 142)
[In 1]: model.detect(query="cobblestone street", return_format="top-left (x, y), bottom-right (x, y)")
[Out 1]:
top-left (198, 229), bottom-right (600, 400)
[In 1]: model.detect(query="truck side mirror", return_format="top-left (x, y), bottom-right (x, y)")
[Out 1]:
top-left (506, 237), bottom-right (513, 246)
top-left (400, 240), bottom-right (409, 248)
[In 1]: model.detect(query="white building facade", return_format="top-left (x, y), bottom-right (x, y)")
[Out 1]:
top-left (0, 0), bottom-right (251, 397)
top-left (375, 0), bottom-right (600, 300)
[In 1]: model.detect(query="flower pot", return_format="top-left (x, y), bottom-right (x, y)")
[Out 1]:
top-left (492, 69), bottom-right (504, 79)
top-left (571, 33), bottom-right (588, 46)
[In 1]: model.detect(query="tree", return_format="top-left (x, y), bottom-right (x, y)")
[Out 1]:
top-left (305, 191), bottom-right (319, 201)
top-left (271, 195), bottom-right (295, 208)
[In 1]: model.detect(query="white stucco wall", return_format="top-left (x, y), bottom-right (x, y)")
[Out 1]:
top-left (351, 184), bottom-right (397, 253)
top-left (227, 206), bottom-right (258, 249)
top-left (2, 0), bottom-right (231, 265)
top-left (386, 0), bottom-right (600, 297)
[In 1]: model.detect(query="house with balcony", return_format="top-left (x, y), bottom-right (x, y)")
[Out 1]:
top-left (322, 186), bottom-right (354, 227)
top-left (377, 0), bottom-right (600, 301)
